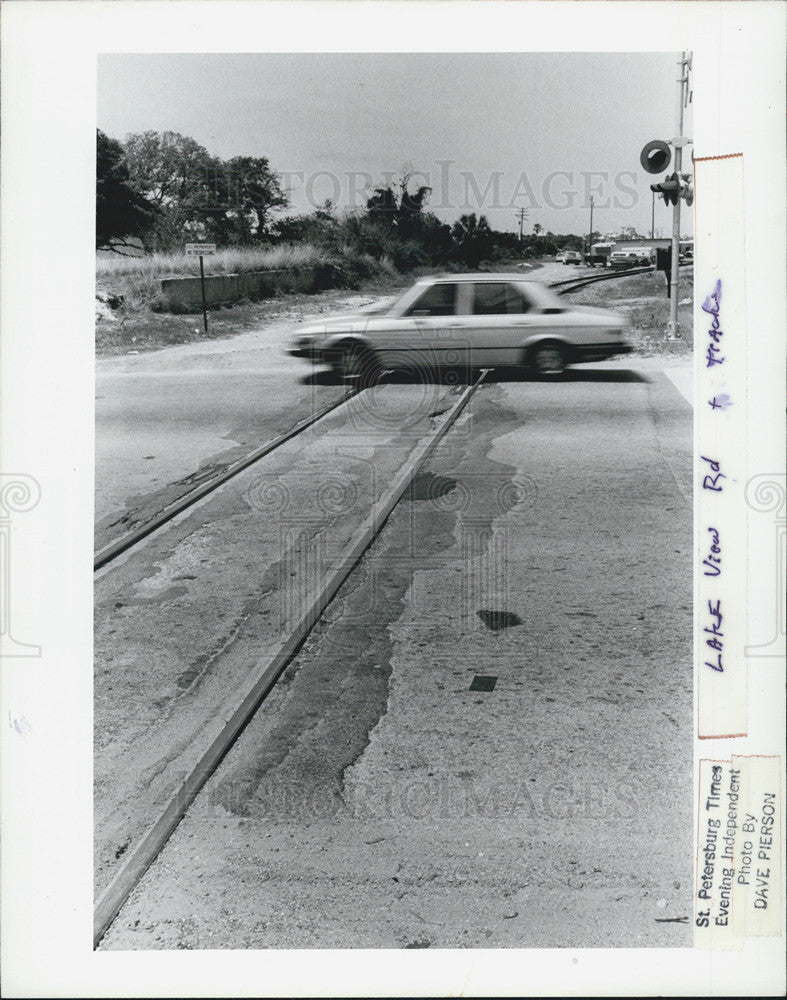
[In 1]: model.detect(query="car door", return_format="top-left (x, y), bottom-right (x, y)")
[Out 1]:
top-left (372, 281), bottom-right (467, 369)
top-left (457, 281), bottom-right (539, 366)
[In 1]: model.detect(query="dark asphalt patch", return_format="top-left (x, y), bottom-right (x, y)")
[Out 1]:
top-left (469, 675), bottom-right (498, 692)
top-left (403, 471), bottom-right (457, 502)
top-left (476, 609), bottom-right (522, 631)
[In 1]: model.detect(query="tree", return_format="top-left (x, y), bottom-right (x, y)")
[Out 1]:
top-left (366, 172), bottom-right (432, 238)
top-left (451, 213), bottom-right (493, 267)
top-left (123, 131), bottom-right (213, 208)
top-left (532, 223), bottom-right (543, 236)
top-left (366, 185), bottom-right (398, 228)
top-left (121, 132), bottom-right (288, 249)
top-left (419, 212), bottom-right (454, 259)
top-left (397, 173), bottom-right (431, 238)
top-left (96, 130), bottom-right (156, 250)
top-left (221, 156), bottom-right (288, 241)
top-left (120, 131), bottom-right (216, 249)
top-left (273, 201), bottom-right (338, 244)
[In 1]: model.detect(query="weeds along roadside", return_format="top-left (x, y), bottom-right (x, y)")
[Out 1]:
top-left (96, 243), bottom-right (388, 314)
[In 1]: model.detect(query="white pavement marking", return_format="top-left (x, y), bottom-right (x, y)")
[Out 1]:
top-left (663, 365), bottom-right (693, 407)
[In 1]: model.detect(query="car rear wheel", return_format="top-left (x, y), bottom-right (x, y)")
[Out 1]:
top-left (331, 341), bottom-right (380, 386)
top-left (529, 341), bottom-right (567, 376)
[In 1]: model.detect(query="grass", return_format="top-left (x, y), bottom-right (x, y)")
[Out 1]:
top-left (96, 243), bottom-right (329, 313)
top-left (96, 242), bottom-right (325, 281)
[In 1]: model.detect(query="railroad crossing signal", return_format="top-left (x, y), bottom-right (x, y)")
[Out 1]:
top-left (643, 52), bottom-right (693, 342)
top-left (639, 139), bottom-right (672, 174)
top-left (650, 172), bottom-right (680, 206)
top-left (650, 172), bottom-right (693, 207)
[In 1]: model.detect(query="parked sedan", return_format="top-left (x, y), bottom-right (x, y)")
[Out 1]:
top-left (289, 273), bottom-right (631, 379)
top-left (562, 250), bottom-right (583, 265)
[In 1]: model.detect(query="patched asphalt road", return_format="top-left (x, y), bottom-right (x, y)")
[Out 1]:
top-left (97, 360), bottom-right (693, 950)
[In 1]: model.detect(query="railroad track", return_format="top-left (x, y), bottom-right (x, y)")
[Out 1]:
top-left (94, 388), bottom-right (360, 571)
top-left (93, 370), bottom-right (488, 947)
top-left (550, 261), bottom-right (693, 296)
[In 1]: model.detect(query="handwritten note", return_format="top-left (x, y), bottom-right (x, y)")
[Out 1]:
top-left (703, 279), bottom-right (726, 368)
top-left (695, 155), bottom-right (749, 738)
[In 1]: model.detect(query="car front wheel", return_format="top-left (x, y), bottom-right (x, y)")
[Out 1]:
top-left (529, 341), bottom-right (567, 376)
top-left (331, 341), bottom-right (380, 386)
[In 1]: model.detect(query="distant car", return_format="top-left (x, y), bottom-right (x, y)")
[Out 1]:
top-left (608, 250), bottom-right (651, 269)
top-left (585, 243), bottom-right (613, 268)
top-left (289, 273), bottom-right (631, 378)
top-left (563, 251), bottom-right (583, 265)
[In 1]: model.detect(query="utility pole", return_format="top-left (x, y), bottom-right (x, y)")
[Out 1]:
top-left (515, 207), bottom-right (528, 242)
top-left (588, 195), bottom-right (594, 255)
top-left (651, 189), bottom-right (655, 239)
top-left (667, 51), bottom-right (691, 340)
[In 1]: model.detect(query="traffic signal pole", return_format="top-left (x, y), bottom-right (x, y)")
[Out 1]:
top-left (667, 52), bottom-right (691, 340)
top-left (588, 195), bottom-right (594, 255)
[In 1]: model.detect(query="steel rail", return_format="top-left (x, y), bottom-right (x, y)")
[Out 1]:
top-left (93, 370), bottom-right (488, 948)
top-left (549, 262), bottom-right (693, 295)
top-left (548, 264), bottom-right (655, 291)
top-left (94, 387), bottom-right (359, 571)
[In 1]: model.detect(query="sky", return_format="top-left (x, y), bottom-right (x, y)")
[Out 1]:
top-left (98, 52), bottom-right (694, 238)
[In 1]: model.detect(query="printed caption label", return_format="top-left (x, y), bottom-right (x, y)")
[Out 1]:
top-left (695, 756), bottom-right (781, 948)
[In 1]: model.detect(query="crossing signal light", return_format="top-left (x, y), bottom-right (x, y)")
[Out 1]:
top-left (640, 140), bottom-right (672, 174)
top-left (650, 172), bottom-right (694, 207)
top-left (650, 173), bottom-right (680, 206)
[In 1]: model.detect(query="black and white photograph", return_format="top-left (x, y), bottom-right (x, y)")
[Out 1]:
top-left (1, 2), bottom-right (785, 997)
top-left (93, 50), bottom-right (696, 952)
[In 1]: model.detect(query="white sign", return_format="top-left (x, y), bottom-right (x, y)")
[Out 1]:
top-left (184, 243), bottom-right (217, 256)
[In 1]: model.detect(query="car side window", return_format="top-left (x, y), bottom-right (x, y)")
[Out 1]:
top-left (405, 283), bottom-right (457, 317)
top-left (472, 282), bottom-right (529, 315)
